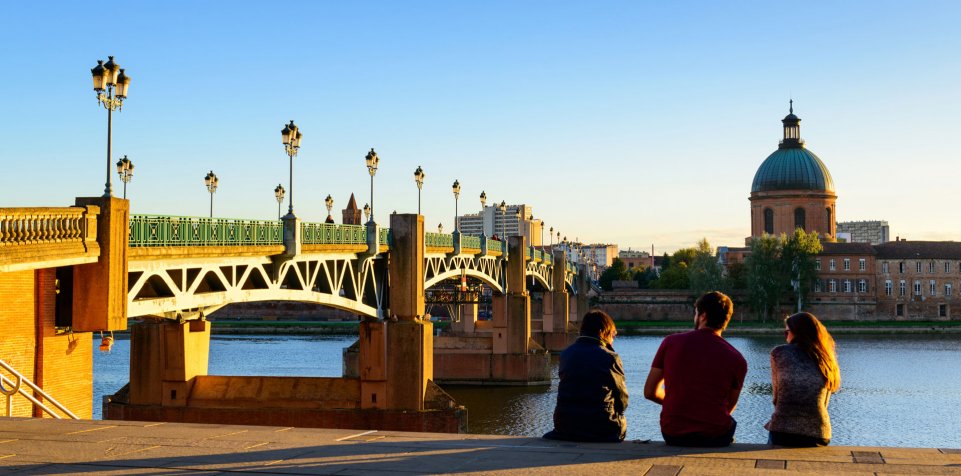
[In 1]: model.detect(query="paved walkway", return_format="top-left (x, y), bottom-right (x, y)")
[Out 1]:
top-left (1, 418), bottom-right (959, 475)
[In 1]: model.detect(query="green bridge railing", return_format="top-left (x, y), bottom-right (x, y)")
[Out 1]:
top-left (462, 235), bottom-right (481, 250)
top-left (425, 232), bottom-right (453, 248)
top-left (301, 222), bottom-right (366, 245)
top-left (488, 240), bottom-right (503, 253)
top-left (129, 215), bottom-right (283, 247)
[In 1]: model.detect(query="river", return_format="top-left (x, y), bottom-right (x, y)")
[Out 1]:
top-left (93, 333), bottom-right (961, 448)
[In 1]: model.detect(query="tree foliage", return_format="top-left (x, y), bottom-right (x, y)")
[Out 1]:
top-left (599, 257), bottom-right (631, 291)
top-left (688, 238), bottom-right (725, 297)
top-left (745, 230), bottom-right (823, 321)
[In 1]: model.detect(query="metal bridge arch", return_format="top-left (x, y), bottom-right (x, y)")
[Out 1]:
top-left (423, 254), bottom-right (504, 293)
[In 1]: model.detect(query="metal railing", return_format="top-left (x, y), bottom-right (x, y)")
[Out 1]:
top-left (425, 232), bottom-right (453, 248)
top-left (488, 239), bottom-right (503, 253)
top-left (1, 358), bottom-right (78, 419)
top-left (302, 222), bottom-right (367, 245)
top-left (0, 207), bottom-right (95, 246)
top-left (379, 227), bottom-right (392, 246)
top-left (129, 215), bottom-right (283, 247)
top-left (462, 235), bottom-right (481, 250)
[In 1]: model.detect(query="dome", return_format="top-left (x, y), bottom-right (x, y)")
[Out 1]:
top-left (751, 147), bottom-right (835, 193)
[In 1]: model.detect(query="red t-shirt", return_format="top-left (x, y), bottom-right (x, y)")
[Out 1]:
top-left (651, 328), bottom-right (747, 437)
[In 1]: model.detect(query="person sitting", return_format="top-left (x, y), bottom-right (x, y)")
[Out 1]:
top-left (644, 291), bottom-right (747, 447)
top-left (765, 312), bottom-right (841, 447)
top-left (543, 310), bottom-right (628, 442)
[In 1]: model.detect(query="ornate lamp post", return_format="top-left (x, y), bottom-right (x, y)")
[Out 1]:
top-left (498, 200), bottom-right (507, 239)
top-left (280, 120), bottom-right (302, 217)
top-left (325, 194), bottom-right (334, 223)
top-left (438, 223), bottom-right (443, 233)
top-left (115, 155), bottom-right (134, 199)
top-left (549, 226), bottom-right (554, 246)
top-left (274, 184), bottom-right (285, 219)
top-left (452, 180), bottom-right (461, 232)
top-left (414, 166), bottom-right (425, 215)
top-left (204, 171), bottom-right (218, 218)
top-left (363, 203), bottom-right (370, 223)
top-left (90, 56), bottom-right (131, 197)
top-left (365, 148), bottom-right (379, 225)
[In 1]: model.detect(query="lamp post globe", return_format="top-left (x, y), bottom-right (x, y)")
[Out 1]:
top-left (363, 203), bottom-right (370, 223)
top-left (498, 200), bottom-right (507, 239)
top-left (280, 120), bottom-right (302, 217)
top-left (115, 155), bottom-right (134, 199)
top-left (365, 148), bottom-right (379, 225)
top-left (452, 179), bottom-right (461, 232)
top-left (413, 165), bottom-right (425, 215)
top-left (90, 56), bottom-right (131, 197)
top-left (438, 223), bottom-right (443, 234)
top-left (204, 171), bottom-right (219, 218)
top-left (325, 194), bottom-right (334, 223)
top-left (274, 184), bottom-right (285, 219)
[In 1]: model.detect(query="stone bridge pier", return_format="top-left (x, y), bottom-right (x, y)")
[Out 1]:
top-left (531, 250), bottom-right (578, 352)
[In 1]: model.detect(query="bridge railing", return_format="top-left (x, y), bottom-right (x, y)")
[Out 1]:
top-left (302, 222), bottom-right (367, 245)
top-left (0, 207), bottom-right (94, 247)
top-left (461, 235), bottom-right (481, 250)
top-left (425, 232), bottom-right (453, 248)
top-left (488, 239), bottom-right (503, 253)
top-left (129, 215), bottom-right (283, 247)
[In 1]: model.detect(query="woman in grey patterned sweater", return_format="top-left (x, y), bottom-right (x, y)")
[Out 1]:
top-left (765, 312), bottom-right (841, 447)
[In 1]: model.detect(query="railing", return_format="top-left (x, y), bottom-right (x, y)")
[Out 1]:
top-left (461, 235), bottom-right (481, 250)
top-left (488, 239), bottom-right (503, 253)
top-left (425, 232), bottom-right (453, 248)
top-left (379, 227), bottom-right (391, 247)
top-left (0, 207), bottom-right (95, 247)
top-left (543, 252), bottom-right (552, 265)
top-left (0, 358), bottom-right (78, 420)
top-left (302, 222), bottom-right (367, 245)
top-left (129, 215), bottom-right (282, 247)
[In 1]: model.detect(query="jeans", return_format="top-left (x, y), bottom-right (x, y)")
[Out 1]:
top-left (768, 431), bottom-right (830, 447)
top-left (663, 418), bottom-right (737, 447)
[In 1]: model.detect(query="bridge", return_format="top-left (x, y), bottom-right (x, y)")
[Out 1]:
top-left (1, 197), bottom-right (587, 432)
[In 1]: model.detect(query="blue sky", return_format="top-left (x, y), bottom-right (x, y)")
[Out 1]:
top-left (2, 1), bottom-right (959, 252)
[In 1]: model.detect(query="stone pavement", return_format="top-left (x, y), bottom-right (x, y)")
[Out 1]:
top-left (0, 418), bottom-right (959, 475)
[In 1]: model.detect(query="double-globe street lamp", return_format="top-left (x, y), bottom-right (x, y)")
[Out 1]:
top-left (479, 191), bottom-right (487, 236)
top-left (363, 203), bottom-right (370, 223)
top-left (274, 184), bottom-right (285, 219)
top-left (365, 149), bottom-right (379, 225)
top-left (116, 155), bottom-right (134, 199)
top-left (280, 120), bottom-right (302, 217)
top-left (452, 180), bottom-right (461, 232)
top-left (90, 56), bottom-right (131, 197)
top-left (204, 171), bottom-right (218, 218)
top-left (413, 166), bottom-right (425, 215)
top-left (325, 194), bottom-right (334, 223)
top-left (498, 200), bottom-right (507, 240)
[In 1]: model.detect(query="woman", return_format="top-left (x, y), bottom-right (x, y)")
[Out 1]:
top-left (544, 310), bottom-right (628, 442)
top-left (766, 312), bottom-right (841, 447)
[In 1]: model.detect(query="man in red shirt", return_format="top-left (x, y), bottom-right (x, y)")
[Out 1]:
top-left (643, 291), bottom-right (747, 447)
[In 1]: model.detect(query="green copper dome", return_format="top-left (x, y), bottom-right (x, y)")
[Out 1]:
top-left (751, 103), bottom-right (835, 193)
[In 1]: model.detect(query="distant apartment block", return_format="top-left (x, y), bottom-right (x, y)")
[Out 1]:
top-left (619, 248), bottom-right (651, 271)
top-left (457, 204), bottom-right (542, 246)
top-left (837, 220), bottom-right (890, 245)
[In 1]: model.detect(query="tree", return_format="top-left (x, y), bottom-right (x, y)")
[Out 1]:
top-left (634, 267), bottom-right (657, 289)
top-left (746, 234), bottom-right (785, 322)
top-left (599, 257), bottom-right (631, 291)
top-left (782, 229), bottom-right (823, 313)
top-left (653, 247), bottom-right (696, 289)
top-left (688, 238), bottom-right (725, 297)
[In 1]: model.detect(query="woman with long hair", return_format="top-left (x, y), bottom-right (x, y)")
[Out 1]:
top-left (544, 310), bottom-right (629, 442)
top-left (765, 312), bottom-right (841, 447)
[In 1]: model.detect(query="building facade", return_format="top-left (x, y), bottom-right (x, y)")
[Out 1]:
top-left (456, 204), bottom-right (541, 245)
top-left (837, 220), bottom-right (890, 245)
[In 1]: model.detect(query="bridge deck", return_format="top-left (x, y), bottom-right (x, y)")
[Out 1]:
top-left (0, 418), bottom-right (958, 475)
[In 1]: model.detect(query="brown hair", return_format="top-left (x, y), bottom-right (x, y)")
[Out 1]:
top-left (580, 310), bottom-right (616, 343)
top-left (694, 291), bottom-right (734, 330)
top-left (786, 312), bottom-right (841, 393)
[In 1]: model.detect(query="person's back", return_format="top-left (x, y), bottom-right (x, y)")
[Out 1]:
top-left (544, 310), bottom-right (628, 442)
top-left (644, 291), bottom-right (747, 447)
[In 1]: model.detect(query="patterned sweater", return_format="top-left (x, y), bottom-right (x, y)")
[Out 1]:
top-left (765, 344), bottom-right (832, 440)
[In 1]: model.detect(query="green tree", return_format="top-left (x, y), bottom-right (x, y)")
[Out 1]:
top-left (688, 238), bottom-right (725, 297)
top-left (634, 267), bottom-right (657, 289)
top-left (746, 234), bottom-right (785, 321)
top-left (599, 257), bottom-right (631, 291)
top-left (782, 228), bottom-right (823, 313)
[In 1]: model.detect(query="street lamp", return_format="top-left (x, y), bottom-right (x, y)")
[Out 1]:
top-left (549, 227), bottom-right (554, 246)
top-left (365, 148), bottom-right (379, 225)
top-left (325, 194), bottom-right (334, 223)
top-left (480, 191), bottom-right (487, 209)
top-left (438, 223), bottom-right (444, 233)
top-left (498, 200), bottom-right (507, 239)
top-left (280, 120), bottom-right (302, 217)
top-left (204, 171), bottom-right (218, 218)
top-left (274, 184), bottom-right (285, 219)
top-left (90, 56), bottom-right (131, 197)
top-left (414, 166), bottom-right (425, 215)
top-left (363, 203), bottom-right (370, 223)
top-left (115, 155), bottom-right (134, 199)
top-left (452, 180), bottom-right (461, 232)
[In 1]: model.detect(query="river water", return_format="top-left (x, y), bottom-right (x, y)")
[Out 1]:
top-left (93, 334), bottom-right (961, 448)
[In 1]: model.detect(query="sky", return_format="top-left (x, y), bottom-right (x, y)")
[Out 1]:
top-left (2, 1), bottom-right (959, 254)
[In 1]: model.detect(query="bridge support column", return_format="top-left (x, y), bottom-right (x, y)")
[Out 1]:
top-left (127, 320), bottom-right (210, 408)
top-left (282, 214), bottom-right (301, 257)
top-left (72, 196), bottom-right (128, 332)
top-left (535, 249), bottom-right (575, 352)
top-left (452, 303), bottom-right (477, 334)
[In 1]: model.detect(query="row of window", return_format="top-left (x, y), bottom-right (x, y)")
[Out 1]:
top-left (814, 279), bottom-right (869, 293)
top-left (816, 258), bottom-right (866, 272)
top-left (762, 207), bottom-right (831, 234)
top-left (880, 261), bottom-right (961, 274)
top-left (884, 280), bottom-right (958, 297)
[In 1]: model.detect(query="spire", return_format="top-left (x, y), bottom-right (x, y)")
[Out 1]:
top-left (779, 100), bottom-right (803, 149)
top-left (789, 98), bottom-right (793, 114)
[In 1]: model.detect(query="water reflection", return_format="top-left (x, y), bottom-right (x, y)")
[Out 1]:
top-left (93, 333), bottom-right (961, 448)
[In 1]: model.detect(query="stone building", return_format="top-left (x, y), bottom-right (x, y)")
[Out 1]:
top-left (837, 220), bottom-right (890, 245)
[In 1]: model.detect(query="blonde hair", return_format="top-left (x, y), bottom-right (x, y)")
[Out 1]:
top-left (786, 312), bottom-right (841, 393)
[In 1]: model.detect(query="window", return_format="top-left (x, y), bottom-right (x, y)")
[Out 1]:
top-left (914, 280), bottom-right (922, 295)
top-left (939, 304), bottom-right (948, 318)
top-left (829, 259), bottom-right (836, 271)
top-left (815, 280), bottom-right (823, 293)
top-left (929, 262), bottom-right (936, 273)
top-left (794, 207), bottom-right (806, 231)
top-left (882, 262), bottom-right (889, 273)
top-left (885, 280), bottom-right (893, 296)
top-left (843, 280), bottom-right (852, 293)
top-left (930, 280), bottom-right (937, 295)
top-left (946, 262), bottom-right (951, 274)
top-left (858, 279), bottom-right (867, 293)
top-left (859, 259), bottom-right (866, 271)
top-left (815, 259), bottom-right (821, 271)
top-left (917, 262), bottom-right (922, 273)
top-left (946, 283), bottom-right (952, 296)
top-left (764, 208), bottom-right (774, 235)
top-left (899, 280), bottom-right (906, 296)
top-left (829, 280), bottom-right (837, 293)
top-left (896, 303), bottom-right (905, 317)
top-left (843, 259), bottom-right (851, 271)
top-left (825, 207), bottom-right (832, 231)
top-left (899, 262), bottom-right (904, 273)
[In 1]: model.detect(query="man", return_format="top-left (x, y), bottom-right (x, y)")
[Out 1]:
top-left (643, 291), bottom-right (747, 447)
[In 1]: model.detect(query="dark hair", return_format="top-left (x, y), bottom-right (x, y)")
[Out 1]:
top-left (580, 310), bottom-right (616, 342)
top-left (786, 312), bottom-right (841, 393)
top-left (694, 291), bottom-right (734, 330)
